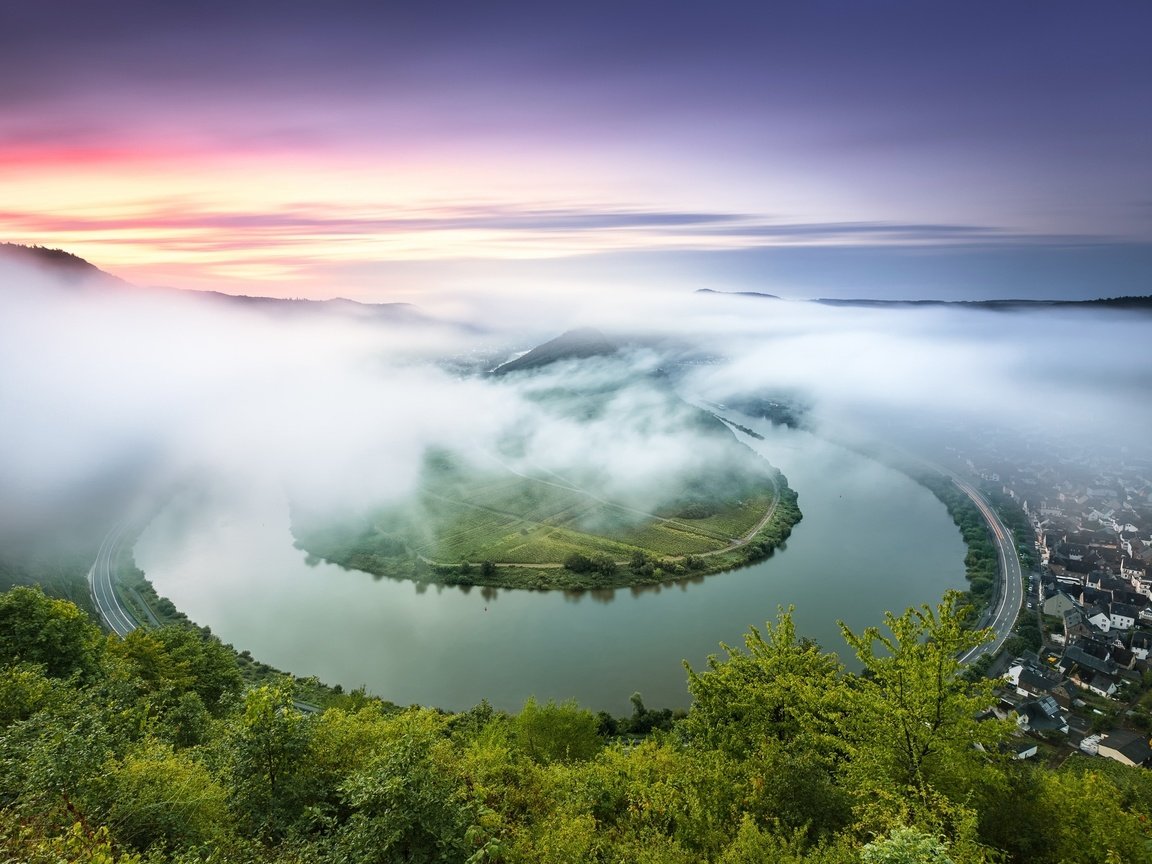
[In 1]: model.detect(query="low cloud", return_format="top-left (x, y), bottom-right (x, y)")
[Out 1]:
top-left (1, 254), bottom-right (1149, 550)
top-left (2, 201), bottom-right (1088, 250)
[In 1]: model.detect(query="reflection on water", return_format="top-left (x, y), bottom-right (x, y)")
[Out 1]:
top-left (135, 423), bottom-right (965, 714)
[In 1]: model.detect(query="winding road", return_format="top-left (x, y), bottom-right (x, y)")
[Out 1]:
top-left (948, 475), bottom-right (1024, 664)
top-left (88, 518), bottom-right (140, 637)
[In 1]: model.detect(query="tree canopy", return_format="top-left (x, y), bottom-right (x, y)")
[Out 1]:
top-left (1, 586), bottom-right (1150, 863)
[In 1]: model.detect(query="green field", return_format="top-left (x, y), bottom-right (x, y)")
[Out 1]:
top-left (291, 442), bottom-right (800, 590)
top-left (292, 389), bottom-right (803, 589)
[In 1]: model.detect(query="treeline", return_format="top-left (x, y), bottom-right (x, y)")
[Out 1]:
top-left (917, 475), bottom-right (999, 610)
top-left (0, 547), bottom-right (94, 618)
top-left (3, 585), bottom-right (1151, 863)
top-left (737, 484), bottom-right (801, 567)
top-left (981, 487), bottom-right (1038, 570)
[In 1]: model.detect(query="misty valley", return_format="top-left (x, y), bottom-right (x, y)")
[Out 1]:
top-left (3, 246), bottom-right (1152, 863)
top-left (2, 246), bottom-right (1149, 714)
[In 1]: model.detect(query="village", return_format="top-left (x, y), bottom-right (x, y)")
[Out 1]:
top-left (950, 432), bottom-right (1152, 768)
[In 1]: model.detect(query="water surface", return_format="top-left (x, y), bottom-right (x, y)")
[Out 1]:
top-left (135, 423), bottom-right (966, 713)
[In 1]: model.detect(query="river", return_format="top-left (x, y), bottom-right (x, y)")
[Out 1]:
top-left (134, 422), bottom-right (966, 714)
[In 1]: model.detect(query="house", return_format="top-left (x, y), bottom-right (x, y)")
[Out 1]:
top-left (1110, 602), bottom-right (1138, 631)
top-left (1121, 558), bottom-right (1146, 580)
top-left (1098, 729), bottom-right (1152, 767)
top-left (1113, 589), bottom-right (1148, 610)
top-left (1059, 644), bottom-right (1119, 678)
top-left (1084, 605), bottom-right (1112, 632)
top-left (1087, 571), bottom-right (1125, 591)
top-left (1064, 608), bottom-right (1102, 642)
top-left (1131, 632), bottom-right (1152, 661)
top-left (1048, 680), bottom-right (1079, 709)
top-left (1078, 638), bottom-right (1115, 664)
top-left (1004, 660), bottom-right (1065, 701)
top-left (1062, 543), bottom-right (1091, 562)
top-left (1084, 671), bottom-right (1118, 699)
top-left (1012, 741), bottom-right (1039, 760)
top-left (1042, 590), bottom-right (1078, 618)
top-left (1080, 586), bottom-right (1113, 608)
top-left (1110, 645), bottom-right (1136, 669)
top-left (1016, 696), bottom-right (1069, 735)
top-left (1123, 560), bottom-right (1152, 596)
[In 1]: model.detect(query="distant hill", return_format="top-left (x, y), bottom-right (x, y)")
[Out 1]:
top-left (0, 242), bottom-right (429, 324)
top-left (187, 289), bottom-right (427, 325)
top-left (695, 286), bottom-right (1152, 311)
top-left (491, 327), bottom-right (618, 375)
top-left (695, 288), bottom-right (781, 300)
top-left (0, 243), bottom-right (132, 289)
top-left (812, 296), bottom-right (1152, 311)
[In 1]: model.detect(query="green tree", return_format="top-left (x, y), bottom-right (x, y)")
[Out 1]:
top-left (683, 610), bottom-right (853, 842)
top-left (683, 607), bottom-right (844, 759)
top-left (336, 710), bottom-right (473, 864)
top-left (157, 690), bottom-right (211, 748)
top-left (1028, 766), bottom-right (1152, 863)
top-left (838, 591), bottom-right (1011, 827)
top-left (148, 625), bottom-right (242, 713)
top-left (0, 586), bottom-right (103, 679)
top-left (0, 685), bottom-right (117, 822)
top-left (861, 826), bottom-right (954, 864)
top-left (223, 679), bottom-right (313, 837)
top-left (514, 697), bottom-right (601, 763)
top-left (107, 628), bottom-right (192, 698)
top-left (95, 737), bottom-right (230, 851)
top-left (0, 661), bottom-right (55, 727)
top-left (303, 700), bottom-right (407, 818)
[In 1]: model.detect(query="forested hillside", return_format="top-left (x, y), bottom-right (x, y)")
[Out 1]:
top-left (2, 586), bottom-right (1150, 863)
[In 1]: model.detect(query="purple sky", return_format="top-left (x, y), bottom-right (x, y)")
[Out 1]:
top-left (2, 0), bottom-right (1150, 301)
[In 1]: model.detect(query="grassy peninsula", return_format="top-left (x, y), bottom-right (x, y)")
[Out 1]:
top-left (293, 463), bottom-right (800, 590)
top-left (292, 375), bottom-right (802, 590)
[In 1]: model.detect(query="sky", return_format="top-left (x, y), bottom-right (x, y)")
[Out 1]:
top-left (2, 0), bottom-right (1151, 304)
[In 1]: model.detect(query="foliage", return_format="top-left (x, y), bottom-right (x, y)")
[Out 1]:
top-left (684, 606), bottom-right (844, 760)
top-left (93, 737), bottom-right (229, 850)
top-left (2, 586), bottom-right (1151, 863)
top-left (106, 625), bottom-right (242, 721)
top-left (917, 476), bottom-right (1000, 614)
top-left (223, 679), bottom-right (315, 838)
top-left (335, 710), bottom-right (474, 864)
top-left (0, 586), bottom-right (103, 680)
top-left (513, 697), bottom-right (601, 763)
top-left (0, 813), bottom-right (143, 864)
top-left (860, 826), bottom-right (954, 864)
top-left (838, 591), bottom-right (1009, 809)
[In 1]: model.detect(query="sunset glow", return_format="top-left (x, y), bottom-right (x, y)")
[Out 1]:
top-left (2, 1), bottom-right (1150, 300)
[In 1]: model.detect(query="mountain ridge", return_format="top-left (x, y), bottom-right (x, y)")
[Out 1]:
top-left (0, 242), bottom-right (425, 322)
top-left (490, 326), bottom-right (618, 375)
top-left (696, 286), bottom-right (1152, 310)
